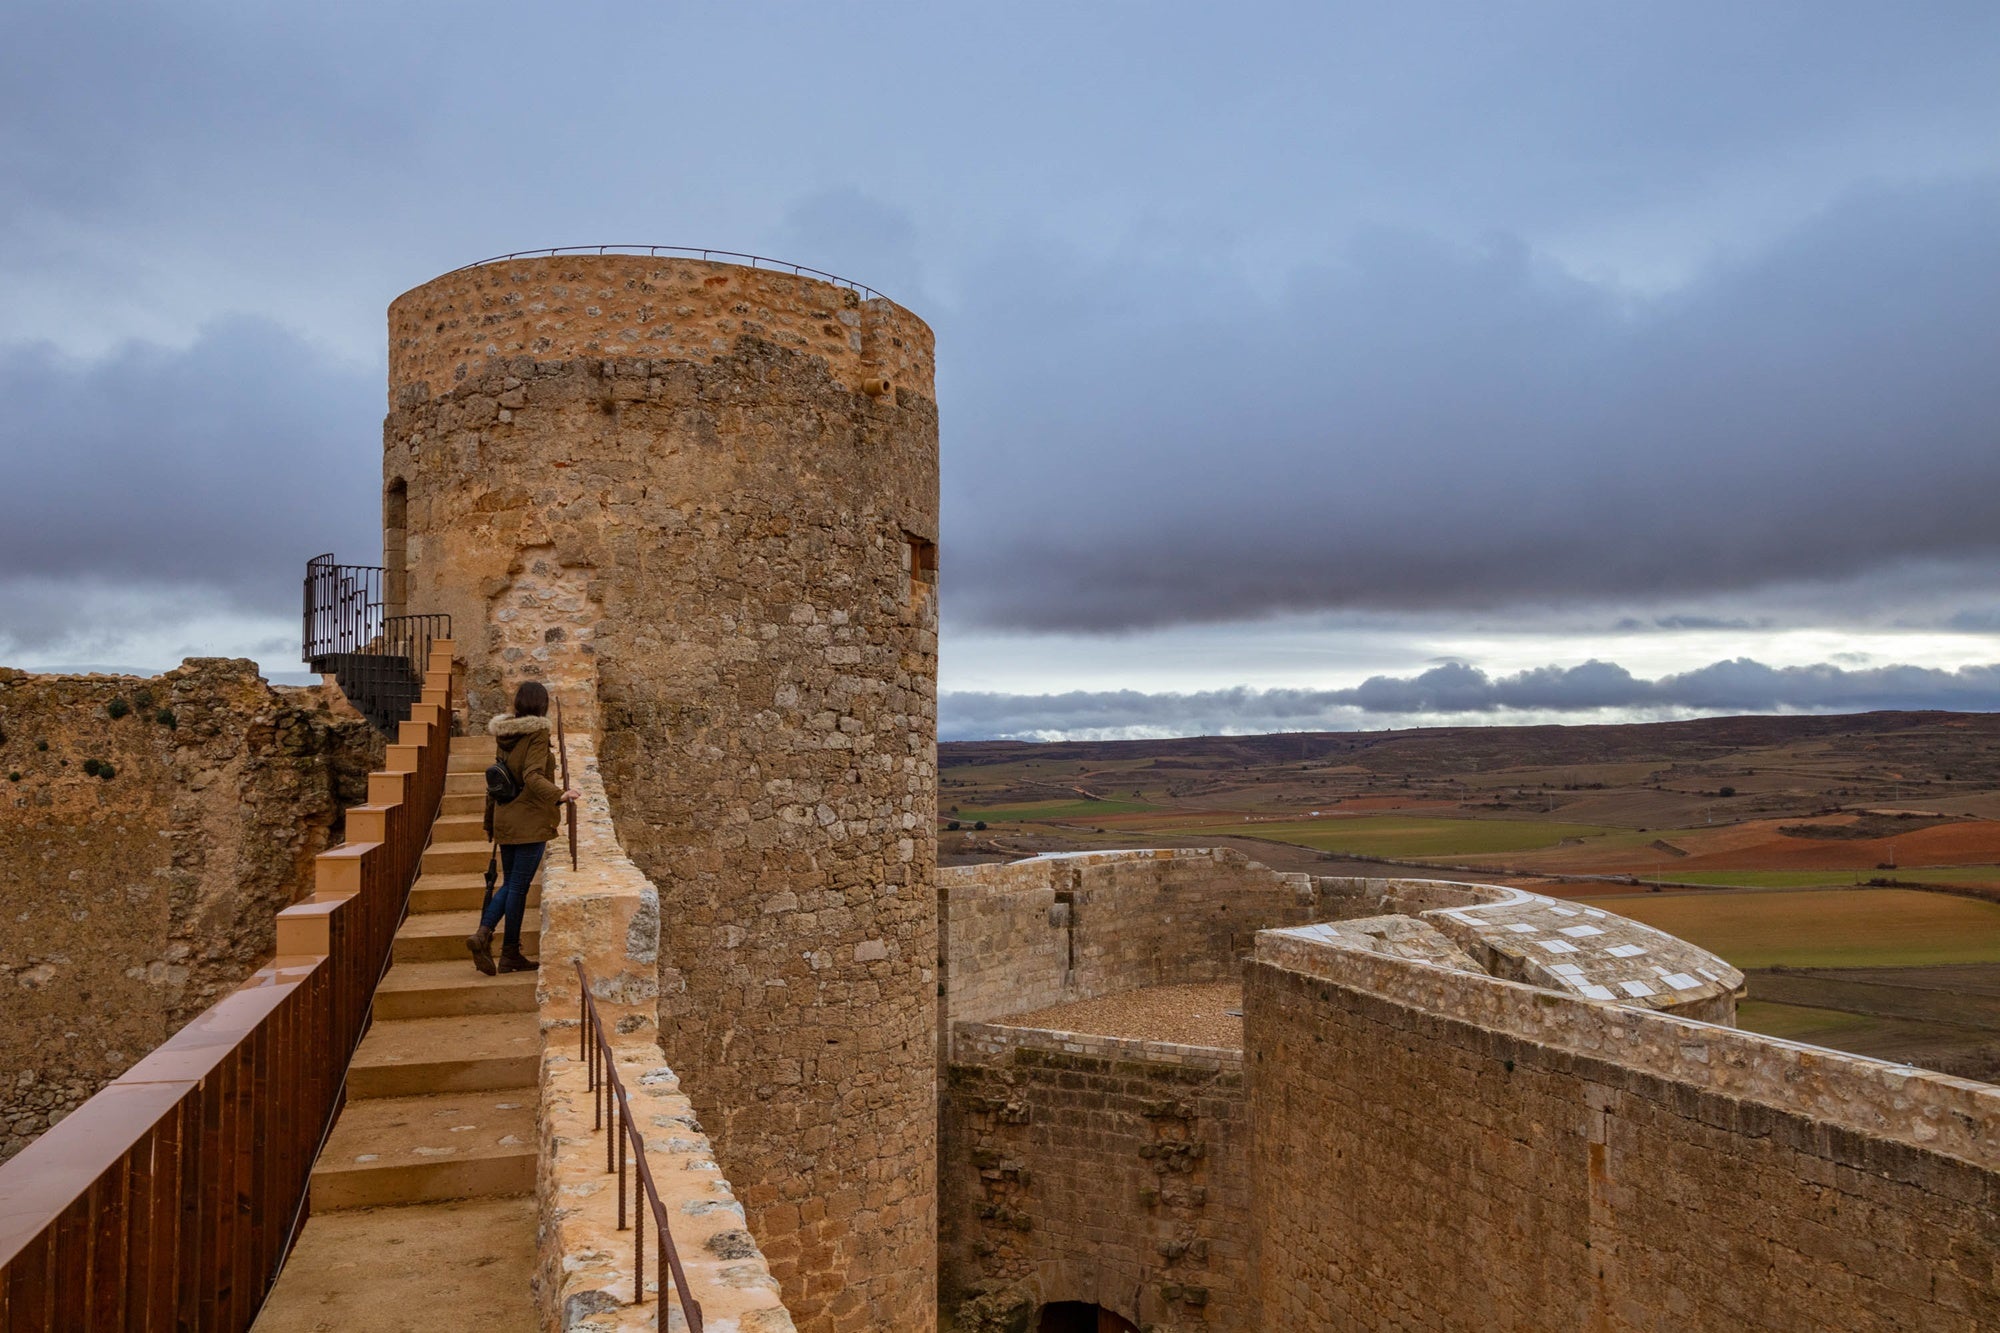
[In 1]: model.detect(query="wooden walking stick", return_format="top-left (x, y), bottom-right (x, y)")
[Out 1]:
top-left (555, 696), bottom-right (578, 870)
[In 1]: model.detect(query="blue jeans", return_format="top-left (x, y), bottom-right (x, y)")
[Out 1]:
top-left (479, 841), bottom-right (544, 949)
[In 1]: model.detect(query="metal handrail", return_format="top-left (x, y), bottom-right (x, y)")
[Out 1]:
top-left (379, 614), bottom-right (452, 673)
top-left (575, 961), bottom-right (703, 1330)
top-left (302, 554), bottom-right (385, 662)
top-left (445, 245), bottom-right (890, 304)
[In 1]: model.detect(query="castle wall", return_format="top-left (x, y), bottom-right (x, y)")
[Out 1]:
top-left (938, 859), bottom-right (1069, 1044)
top-left (387, 255), bottom-right (938, 1332)
top-left (533, 734), bottom-right (794, 1331)
top-left (941, 1025), bottom-right (1252, 1333)
top-left (938, 850), bottom-right (1317, 1052)
top-left (1247, 929), bottom-right (2000, 1331)
top-left (0, 661), bottom-right (375, 1161)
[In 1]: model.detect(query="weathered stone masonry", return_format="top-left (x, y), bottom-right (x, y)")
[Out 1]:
top-left (0, 660), bottom-right (376, 1162)
top-left (933, 851), bottom-right (2000, 1332)
top-left (936, 851), bottom-right (1328, 1331)
top-left (387, 255), bottom-right (939, 1332)
top-left (944, 1025), bottom-right (1251, 1333)
top-left (1249, 927), bottom-right (2000, 1331)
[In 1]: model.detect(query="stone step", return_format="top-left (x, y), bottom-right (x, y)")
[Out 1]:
top-left (348, 1013), bottom-right (539, 1099)
top-left (310, 1092), bottom-right (536, 1209)
top-left (409, 871), bottom-right (540, 915)
top-left (448, 748), bottom-right (497, 773)
top-left (421, 843), bottom-right (493, 876)
top-left (374, 960), bottom-right (538, 1020)
top-left (252, 1196), bottom-right (538, 1332)
top-left (445, 772), bottom-right (487, 796)
top-left (441, 792), bottom-right (485, 817)
top-left (393, 910), bottom-right (541, 964)
top-left (430, 813), bottom-right (487, 845)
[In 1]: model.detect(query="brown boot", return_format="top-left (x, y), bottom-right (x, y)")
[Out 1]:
top-left (498, 944), bottom-right (537, 973)
top-left (466, 925), bottom-right (496, 976)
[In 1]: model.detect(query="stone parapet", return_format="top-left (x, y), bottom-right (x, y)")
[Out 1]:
top-left (1253, 926), bottom-right (2000, 1167)
top-left (1248, 927), bottom-right (2000, 1329)
top-left (536, 734), bottom-right (793, 1331)
top-left (939, 848), bottom-right (1319, 1061)
top-left (954, 1021), bottom-right (1244, 1075)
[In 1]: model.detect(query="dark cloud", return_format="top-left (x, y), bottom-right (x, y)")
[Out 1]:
top-left (0, 320), bottom-right (379, 617)
top-left (940, 658), bottom-right (2000, 740)
top-left (943, 177), bottom-right (2000, 631)
top-left (2, 3), bottom-right (1998, 678)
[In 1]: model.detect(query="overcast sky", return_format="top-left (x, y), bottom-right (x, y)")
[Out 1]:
top-left (4, 3), bottom-right (1998, 739)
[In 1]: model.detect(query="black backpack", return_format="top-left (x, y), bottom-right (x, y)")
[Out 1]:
top-left (485, 754), bottom-right (523, 806)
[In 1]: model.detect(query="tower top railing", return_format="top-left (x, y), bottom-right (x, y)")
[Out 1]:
top-left (442, 246), bottom-right (890, 304)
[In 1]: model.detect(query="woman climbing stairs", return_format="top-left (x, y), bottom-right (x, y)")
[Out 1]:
top-left (255, 735), bottom-right (542, 1332)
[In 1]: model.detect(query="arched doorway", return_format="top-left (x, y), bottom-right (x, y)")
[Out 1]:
top-left (1037, 1302), bottom-right (1140, 1333)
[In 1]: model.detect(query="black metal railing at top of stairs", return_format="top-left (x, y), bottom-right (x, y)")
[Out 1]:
top-left (303, 554), bottom-right (450, 736)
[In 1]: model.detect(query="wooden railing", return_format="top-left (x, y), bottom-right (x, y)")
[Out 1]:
top-left (0, 641), bottom-right (456, 1331)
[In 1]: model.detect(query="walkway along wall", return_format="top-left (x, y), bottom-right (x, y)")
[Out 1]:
top-left (388, 254), bottom-right (939, 1331)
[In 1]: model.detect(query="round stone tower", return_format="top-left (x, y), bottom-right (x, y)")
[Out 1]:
top-left (384, 252), bottom-right (939, 1331)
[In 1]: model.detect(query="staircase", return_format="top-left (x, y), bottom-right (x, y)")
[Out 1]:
top-left (302, 553), bottom-right (451, 735)
top-left (314, 651), bottom-right (427, 735)
top-left (255, 735), bottom-right (542, 1333)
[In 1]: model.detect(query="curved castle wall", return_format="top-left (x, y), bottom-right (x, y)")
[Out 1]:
top-left (386, 254), bottom-right (939, 1331)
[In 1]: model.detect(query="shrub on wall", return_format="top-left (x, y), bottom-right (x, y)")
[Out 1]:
top-left (106, 698), bottom-right (130, 720)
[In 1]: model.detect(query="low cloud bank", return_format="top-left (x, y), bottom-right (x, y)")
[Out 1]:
top-left (0, 319), bottom-right (379, 633)
top-left (940, 657), bottom-right (2000, 741)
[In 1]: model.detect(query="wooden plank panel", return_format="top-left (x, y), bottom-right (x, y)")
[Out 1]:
top-left (120, 1124), bottom-right (155, 1333)
top-left (2, 1231), bottom-right (52, 1333)
top-left (174, 1083), bottom-right (206, 1332)
top-left (234, 1029), bottom-right (264, 1329)
top-left (86, 1155), bottom-right (129, 1330)
top-left (50, 1194), bottom-right (89, 1331)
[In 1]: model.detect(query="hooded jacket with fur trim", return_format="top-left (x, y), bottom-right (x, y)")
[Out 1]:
top-left (483, 713), bottom-right (562, 845)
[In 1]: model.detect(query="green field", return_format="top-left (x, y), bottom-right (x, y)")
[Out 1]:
top-left (1161, 815), bottom-right (1622, 859)
top-left (1652, 865), bottom-right (2000, 890)
top-left (1886, 865), bottom-right (2000, 885)
top-left (1581, 888), bottom-right (2000, 968)
top-left (949, 797), bottom-right (1155, 823)
top-left (1735, 1000), bottom-right (1885, 1043)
